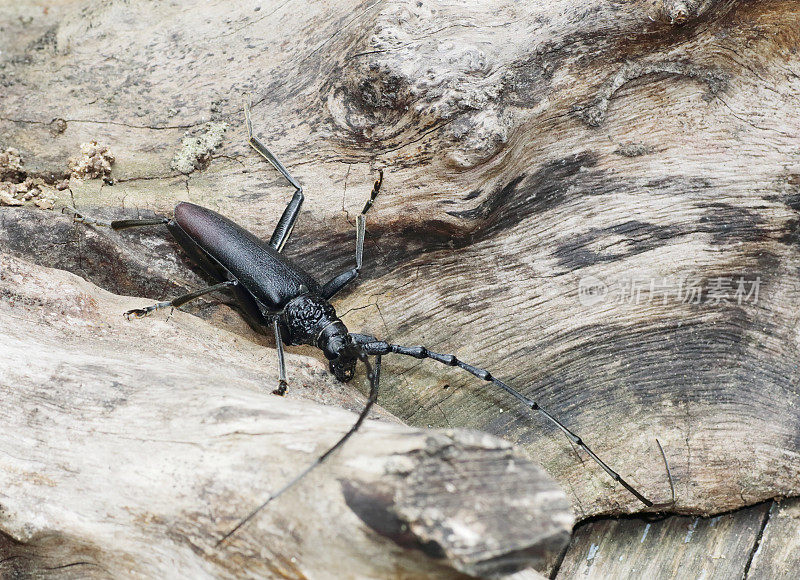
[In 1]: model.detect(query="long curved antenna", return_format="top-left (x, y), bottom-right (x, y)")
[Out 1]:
top-left (651, 438), bottom-right (675, 510)
top-left (353, 335), bottom-right (652, 507)
top-left (216, 354), bottom-right (382, 546)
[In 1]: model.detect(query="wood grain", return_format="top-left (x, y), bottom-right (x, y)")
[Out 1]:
top-left (555, 503), bottom-right (770, 578)
top-left (0, 251), bottom-right (573, 578)
top-left (550, 497), bottom-right (800, 579)
top-left (1, 0), bottom-right (798, 530)
top-left (746, 498), bottom-right (800, 579)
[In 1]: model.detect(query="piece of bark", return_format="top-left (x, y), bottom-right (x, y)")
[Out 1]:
top-left (1, 0), bottom-right (799, 519)
top-left (550, 498), bottom-right (800, 580)
top-left (555, 503), bottom-right (771, 578)
top-left (0, 252), bottom-right (573, 579)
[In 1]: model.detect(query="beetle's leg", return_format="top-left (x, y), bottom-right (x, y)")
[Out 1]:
top-left (352, 334), bottom-right (654, 508)
top-left (272, 318), bottom-right (289, 396)
top-left (217, 354), bottom-right (382, 545)
top-left (244, 102), bottom-right (304, 252)
top-left (268, 187), bottom-right (303, 252)
top-left (321, 170), bottom-right (383, 300)
top-left (124, 280), bottom-right (237, 319)
top-left (245, 102), bottom-right (302, 191)
top-left (359, 168), bottom-right (383, 217)
top-left (65, 206), bottom-right (169, 230)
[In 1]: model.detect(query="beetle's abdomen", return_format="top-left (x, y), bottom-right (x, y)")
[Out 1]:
top-left (172, 202), bottom-right (321, 308)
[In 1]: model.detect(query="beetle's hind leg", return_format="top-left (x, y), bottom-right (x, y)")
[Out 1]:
top-left (64, 206), bottom-right (169, 230)
top-left (321, 170), bottom-right (384, 300)
top-left (244, 101), bottom-right (304, 253)
top-left (124, 280), bottom-right (237, 319)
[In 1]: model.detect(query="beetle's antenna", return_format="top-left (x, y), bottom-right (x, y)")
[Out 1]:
top-left (216, 354), bottom-right (381, 546)
top-left (352, 335), bottom-right (653, 507)
top-left (650, 438), bottom-right (676, 510)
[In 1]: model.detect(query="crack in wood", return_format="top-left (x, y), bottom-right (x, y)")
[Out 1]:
top-left (742, 501), bottom-right (774, 579)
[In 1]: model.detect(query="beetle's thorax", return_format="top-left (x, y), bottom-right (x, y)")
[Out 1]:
top-left (280, 294), bottom-right (346, 349)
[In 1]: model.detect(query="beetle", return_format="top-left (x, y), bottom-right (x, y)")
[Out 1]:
top-left (68, 104), bottom-right (653, 543)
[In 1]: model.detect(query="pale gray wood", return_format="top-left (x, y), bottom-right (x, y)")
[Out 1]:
top-left (1, 0), bottom-right (799, 523)
top-left (499, 569), bottom-right (549, 580)
top-left (746, 498), bottom-right (800, 580)
top-left (555, 503), bottom-right (771, 579)
top-left (0, 251), bottom-right (573, 578)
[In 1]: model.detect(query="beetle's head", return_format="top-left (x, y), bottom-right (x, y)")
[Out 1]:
top-left (329, 348), bottom-right (358, 382)
top-left (318, 323), bottom-right (358, 382)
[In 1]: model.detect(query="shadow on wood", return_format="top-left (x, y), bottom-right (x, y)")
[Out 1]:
top-left (0, 252), bottom-right (572, 578)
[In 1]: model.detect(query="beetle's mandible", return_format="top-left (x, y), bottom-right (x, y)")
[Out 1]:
top-left (68, 104), bottom-right (655, 544)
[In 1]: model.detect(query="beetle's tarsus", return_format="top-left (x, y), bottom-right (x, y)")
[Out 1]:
top-left (124, 308), bottom-right (149, 320)
top-left (64, 206), bottom-right (113, 228)
top-left (361, 168), bottom-right (383, 215)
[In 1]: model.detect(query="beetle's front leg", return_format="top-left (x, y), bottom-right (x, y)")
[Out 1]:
top-left (272, 318), bottom-right (289, 396)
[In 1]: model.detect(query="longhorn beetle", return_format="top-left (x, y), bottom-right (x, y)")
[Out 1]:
top-left (68, 104), bottom-right (653, 544)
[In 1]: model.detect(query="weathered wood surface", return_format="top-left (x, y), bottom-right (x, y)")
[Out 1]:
top-left (1, 0), bottom-right (799, 536)
top-left (548, 497), bottom-right (800, 579)
top-left (0, 251), bottom-right (573, 578)
top-left (747, 498), bottom-right (800, 579)
top-left (554, 503), bottom-right (770, 578)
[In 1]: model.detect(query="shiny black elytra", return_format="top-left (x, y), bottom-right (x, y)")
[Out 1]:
top-left (69, 105), bottom-right (653, 544)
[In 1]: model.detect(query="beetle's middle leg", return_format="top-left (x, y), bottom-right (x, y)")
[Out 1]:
top-left (321, 169), bottom-right (383, 299)
top-left (245, 102), bottom-right (304, 253)
top-left (124, 280), bottom-right (237, 319)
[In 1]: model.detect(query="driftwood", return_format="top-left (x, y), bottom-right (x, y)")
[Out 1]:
top-left (2, 0), bottom-right (800, 567)
top-left (0, 252), bottom-right (571, 578)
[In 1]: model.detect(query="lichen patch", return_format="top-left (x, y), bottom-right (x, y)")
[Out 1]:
top-left (170, 122), bottom-right (228, 174)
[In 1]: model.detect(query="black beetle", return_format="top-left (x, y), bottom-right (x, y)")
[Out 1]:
top-left (68, 104), bottom-right (653, 542)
